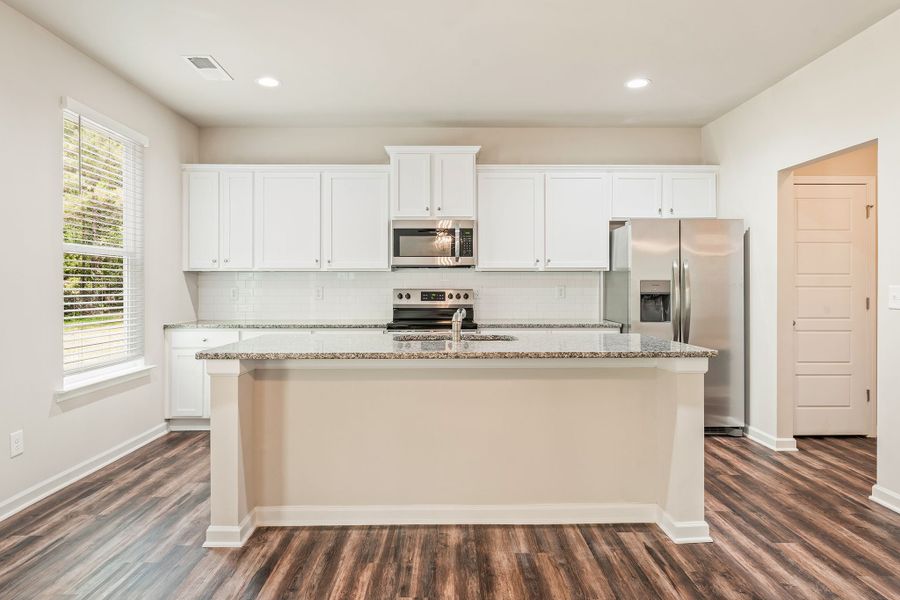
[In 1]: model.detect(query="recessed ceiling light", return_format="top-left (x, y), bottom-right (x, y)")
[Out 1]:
top-left (625, 77), bottom-right (651, 89)
top-left (256, 76), bottom-right (280, 88)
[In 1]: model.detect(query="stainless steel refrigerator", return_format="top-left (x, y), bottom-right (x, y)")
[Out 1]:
top-left (604, 219), bottom-right (745, 432)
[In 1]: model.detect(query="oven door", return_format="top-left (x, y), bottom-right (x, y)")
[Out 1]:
top-left (391, 220), bottom-right (475, 267)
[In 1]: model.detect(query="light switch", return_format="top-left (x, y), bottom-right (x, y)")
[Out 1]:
top-left (889, 285), bottom-right (900, 310)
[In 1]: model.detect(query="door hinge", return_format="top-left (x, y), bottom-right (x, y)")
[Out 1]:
top-left (866, 204), bottom-right (874, 218)
top-left (866, 297), bottom-right (870, 310)
top-left (866, 389), bottom-right (871, 403)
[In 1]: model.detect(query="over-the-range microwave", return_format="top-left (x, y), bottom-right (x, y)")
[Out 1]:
top-left (391, 220), bottom-right (475, 267)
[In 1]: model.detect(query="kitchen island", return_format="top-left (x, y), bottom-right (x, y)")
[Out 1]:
top-left (198, 331), bottom-right (716, 548)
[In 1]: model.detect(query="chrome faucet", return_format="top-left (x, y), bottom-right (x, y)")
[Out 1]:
top-left (451, 308), bottom-right (467, 342)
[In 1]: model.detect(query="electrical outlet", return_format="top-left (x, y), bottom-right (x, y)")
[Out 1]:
top-left (556, 285), bottom-right (566, 299)
top-left (10, 430), bottom-right (23, 458)
top-left (230, 287), bottom-right (239, 300)
top-left (315, 287), bottom-right (324, 301)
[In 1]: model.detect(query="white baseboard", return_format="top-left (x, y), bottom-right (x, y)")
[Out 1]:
top-left (870, 485), bottom-right (900, 515)
top-left (745, 426), bottom-right (798, 452)
top-left (254, 502), bottom-right (659, 527)
top-left (0, 422), bottom-right (168, 524)
top-left (204, 511), bottom-right (256, 548)
top-left (167, 418), bottom-right (210, 431)
top-left (207, 502), bottom-right (710, 547)
top-left (657, 509), bottom-right (713, 544)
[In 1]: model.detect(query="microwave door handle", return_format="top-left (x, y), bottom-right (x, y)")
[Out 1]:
top-left (455, 226), bottom-right (461, 262)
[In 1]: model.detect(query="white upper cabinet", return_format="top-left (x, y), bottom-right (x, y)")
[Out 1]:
top-left (219, 172), bottom-right (254, 269)
top-left (390, 152), bottom-right (431, 217)
top-left (544, 173), bottom-right (611, 270)
top-left (477, 172), bottom-right (545, 270)
top-left (254, 172), bottom-right (321, 269)
top-left (387, 146), bottom-right (479, 219)
top-left (611, 172), bottom-right (663, 219)
top-left (433, 152), bottom-right (476, 218)
top-left (662, 172), bottom-right (717, 218)
top-left (323, 171), bottom-right (390, 270)
top-left (185, 171), bottom-right (220, 269)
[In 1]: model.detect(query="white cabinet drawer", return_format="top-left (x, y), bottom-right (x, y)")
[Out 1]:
top-left (170, 330), bottom-right (239, 348)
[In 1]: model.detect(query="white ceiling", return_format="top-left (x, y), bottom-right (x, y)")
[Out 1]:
top-left (8, 0), bottom-right (900, 127)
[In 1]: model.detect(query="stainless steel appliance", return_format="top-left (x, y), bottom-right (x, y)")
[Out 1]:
top-left (391, 220), bottom-right (475, 267)
top-left (386, 289), bottom-right (478, 331)
top-left (604, 219), bottom-right (745, 432)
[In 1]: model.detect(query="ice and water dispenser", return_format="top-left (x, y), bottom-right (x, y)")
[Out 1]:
top-left (639, 280), bottom-right (671, 323)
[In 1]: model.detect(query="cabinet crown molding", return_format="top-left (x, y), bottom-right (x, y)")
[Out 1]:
top-left (385, 146), bottom-right (481, 155)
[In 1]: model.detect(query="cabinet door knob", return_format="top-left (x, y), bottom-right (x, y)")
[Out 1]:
top-left (211, 258), bottom-right (217, 264)
top-left (224, 258), bottom-right (230, 264)
top-left (657, 207), bottom-right (662, 216)
top-left (535, 258), bottom-right (540, 264)
top-left (670, 207), bottom-right (674, 215)
top-left (315, 258), bottom-right (319, 263)
top-left (327, 259), bottom-right (331, 264)
top-left (546, 258), bottom-right (551, 264)
top-left (437, 206), bottom-right (442, 211)
top-left (202, 337), bottom-right (208, 342)
top-left (425, 206), bottom-right (430, 211)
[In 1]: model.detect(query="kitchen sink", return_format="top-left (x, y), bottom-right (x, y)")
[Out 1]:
top-left (392, 334), bottom-right (517, 342)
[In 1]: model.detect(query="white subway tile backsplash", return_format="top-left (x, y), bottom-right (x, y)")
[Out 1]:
top-left (197, 271), bottom-right (601, 322)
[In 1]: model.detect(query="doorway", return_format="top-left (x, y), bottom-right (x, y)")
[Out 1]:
top-left (777, 142), bottom-right (877, 438)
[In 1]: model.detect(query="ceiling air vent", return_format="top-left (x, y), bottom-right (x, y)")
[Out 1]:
top-left (182, 55), bottom-right (233, 81)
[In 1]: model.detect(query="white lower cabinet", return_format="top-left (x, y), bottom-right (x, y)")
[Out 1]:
top-left (166, 330), bottom-right (239, 420)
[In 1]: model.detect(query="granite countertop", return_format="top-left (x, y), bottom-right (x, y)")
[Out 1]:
top-left (164, 320), bottom-right (621, 330)
top-left (196, 331), bottom-right (715, 360)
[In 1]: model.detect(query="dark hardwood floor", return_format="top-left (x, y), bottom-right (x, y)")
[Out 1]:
top-left (1, 433), bottom-right (898, 599)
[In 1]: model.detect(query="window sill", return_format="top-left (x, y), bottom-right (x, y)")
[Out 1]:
top-left (55, 362), bottom-right (156, 403)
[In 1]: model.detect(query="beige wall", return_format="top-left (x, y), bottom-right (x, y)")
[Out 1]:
top-left (0, 3), bottom-right (199, 511)
top-left (793, 142), bottom-right (877, 176)
top-left (199, 126), bottom-right (702, 165)
top-left (702, 11), bottom-right (899, 499)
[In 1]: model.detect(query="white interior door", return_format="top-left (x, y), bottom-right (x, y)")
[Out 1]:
top-left (186, 171), bottom-right (219, 269)
top-left (793, 182), bottom-right (873, 435)
top-left (476, 172), bottom-right (544, 270)
top-left (254, 172), bottom-right (321, 269)
top-left (323, 172), bottom-right (389, 270)
top-left (544, 173), bottom-right (611, 270)
top-left (220, 172), bottom-right (253, 269)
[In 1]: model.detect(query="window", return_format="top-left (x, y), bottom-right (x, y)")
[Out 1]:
top-left (62, 107), bottom-right (144, 375)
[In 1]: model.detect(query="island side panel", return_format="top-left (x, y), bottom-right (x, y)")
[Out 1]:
top-left (250, 366), bottom-right (661, 513)
top-left (655, 358), bottom-right (711, 543)
top-left (205, 360), bottom-right (256, 547)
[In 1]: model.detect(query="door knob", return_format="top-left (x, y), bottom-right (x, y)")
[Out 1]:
top-left (211, 258), bottom-right (217, 264)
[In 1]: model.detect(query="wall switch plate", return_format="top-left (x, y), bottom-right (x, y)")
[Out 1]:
top-left (9, 430), bottom-right (23, 458)
top-left (315, 287), bottom-right (324, 301)
top-left (889, 285), bottom-right (900, 310)
top-left (556, 286), bottom-right (566, 299)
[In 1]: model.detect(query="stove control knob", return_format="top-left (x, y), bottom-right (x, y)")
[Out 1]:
top-left (405, 293), bottom-right (411, 300)
top-left (397, 293), bottom-right (403, 299)
top-left (463, 293), bottom-right (469, 300)
top-left (455, 293), bottom-right (461, 299)
top-left (447, 291), bottom-right (453, 297)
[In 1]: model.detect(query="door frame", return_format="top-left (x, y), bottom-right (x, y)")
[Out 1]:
top-left (777, 175), bottom-right (877, 438)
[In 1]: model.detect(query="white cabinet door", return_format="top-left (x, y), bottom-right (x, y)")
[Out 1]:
top-left (220, 172), bottom-right (254, 269)
top-left (169, 348), bottom-right (205, 417)
top-left (544, 173), bottom-right (611, 270)
top-left (254, 172), bottom-right (321, 269)
top-left (663, 172), bottom-right (717, 218)
top-left (391, 153), bottom-right (431, 218)
top-left (477, 172), bottom-right (544, 270)
top-left (433, 153), bottom-right (476, 218)
top-left (611, 173), bottom-right (662, 219)
top-left (186, 171), bottom-right (220, 269)
top-left (323, 172), bottom-right (389, 270)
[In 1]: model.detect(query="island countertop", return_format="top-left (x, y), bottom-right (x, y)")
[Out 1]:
top-left (196, 331), bottom-right (715, 360)
top-left (164, 319), bottom-right (622, 330)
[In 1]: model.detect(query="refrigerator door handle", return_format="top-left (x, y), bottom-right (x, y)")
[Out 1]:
top-left (671, 259), bottom-right (681, 341)
top-left (682, 259), bottom-right (692, 344)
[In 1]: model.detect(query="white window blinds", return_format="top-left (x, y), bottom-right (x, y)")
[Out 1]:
top-left (63, 108), bottom-right (144, 374)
